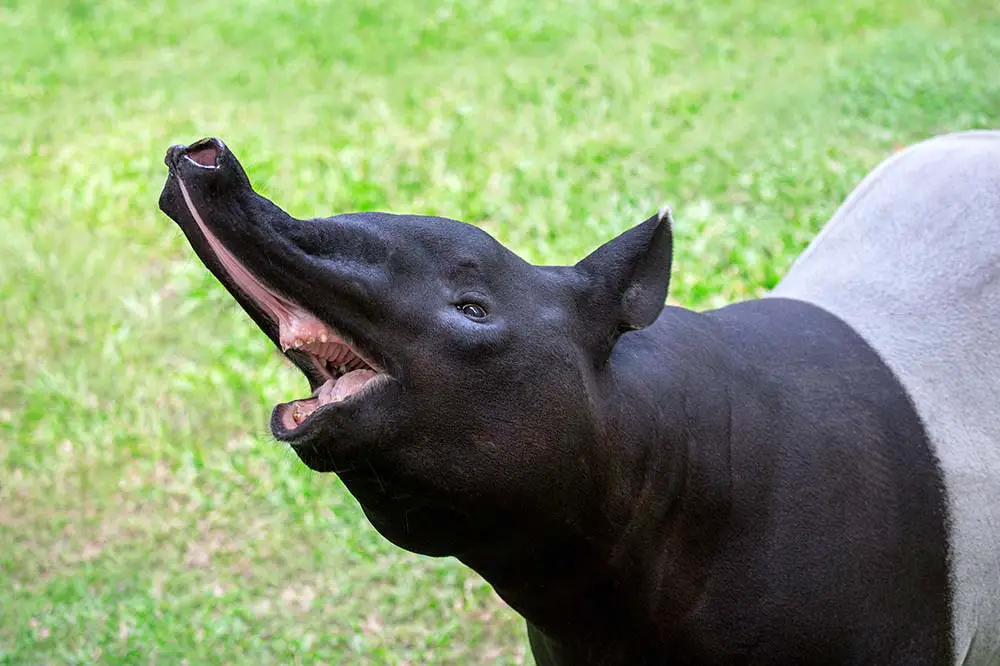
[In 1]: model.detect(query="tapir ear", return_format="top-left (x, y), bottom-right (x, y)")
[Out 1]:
top-left (574, 206), bottom-right (673, 346)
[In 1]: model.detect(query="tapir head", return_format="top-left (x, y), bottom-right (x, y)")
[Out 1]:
top-left (159, 138), bottom-right (673, 557)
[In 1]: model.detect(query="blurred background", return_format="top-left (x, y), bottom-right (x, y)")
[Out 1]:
top-left (1, 0), bottom-right (998, 663)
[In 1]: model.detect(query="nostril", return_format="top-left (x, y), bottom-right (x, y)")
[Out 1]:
top-left (186, 148), bottom-right (217, 168)
top-left (181, 137), bottom-right (225, 169)
top-left (184, 138), bottom-right (222, 168)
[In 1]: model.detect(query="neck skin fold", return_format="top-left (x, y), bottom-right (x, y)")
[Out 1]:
top-left (460, 307), bottom-right (737, 663)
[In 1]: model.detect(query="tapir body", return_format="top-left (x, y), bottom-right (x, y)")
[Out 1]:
top-left (773, 131), bottom-right (1000, 664)
top-left (158, 131), bottom-right (1000, 665)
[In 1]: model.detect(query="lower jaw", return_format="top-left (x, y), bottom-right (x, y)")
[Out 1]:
top-left (276, 371), bottom-right (389, 433)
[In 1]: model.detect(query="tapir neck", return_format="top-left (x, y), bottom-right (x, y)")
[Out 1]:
top-left (460, 306), bottom-right (737, 663)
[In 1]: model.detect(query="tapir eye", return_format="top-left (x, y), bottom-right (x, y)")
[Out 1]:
top-left (459, 303), bottom-right (487, 320)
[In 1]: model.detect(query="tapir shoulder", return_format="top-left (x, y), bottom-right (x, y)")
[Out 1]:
top-left (772, 130), bottom-right (1000, 665)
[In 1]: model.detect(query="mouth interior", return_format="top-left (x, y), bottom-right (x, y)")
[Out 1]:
top-left (174, 145), bottom-right (384, 432)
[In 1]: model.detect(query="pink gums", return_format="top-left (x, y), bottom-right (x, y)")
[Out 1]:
top-left (176, 177), bottom-right (337, 351)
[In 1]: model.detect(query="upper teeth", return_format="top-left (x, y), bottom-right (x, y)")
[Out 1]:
top-left (287, 334), bottom-right (379, 379)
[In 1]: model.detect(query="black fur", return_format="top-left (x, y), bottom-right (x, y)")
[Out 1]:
top-left (159, 139), bottom-right (952, 665)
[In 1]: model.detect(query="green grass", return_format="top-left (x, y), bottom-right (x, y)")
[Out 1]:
top-left (1, 0), bottom-right (998, 663)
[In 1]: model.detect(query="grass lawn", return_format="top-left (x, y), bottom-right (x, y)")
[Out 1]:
top-left (1, 0), bottom-right (998, 663)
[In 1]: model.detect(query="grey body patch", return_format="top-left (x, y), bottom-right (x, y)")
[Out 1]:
top-left (773, 131), bottom-right (1000, 665)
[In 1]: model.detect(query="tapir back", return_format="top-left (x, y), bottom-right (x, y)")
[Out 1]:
top-left (771, 131), bottom-right (1000, 664)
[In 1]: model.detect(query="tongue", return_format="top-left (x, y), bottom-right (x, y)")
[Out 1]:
top-left (319, 369), bottom-right (378, 404)
top-left (291, 369), bottom-right (378, 426)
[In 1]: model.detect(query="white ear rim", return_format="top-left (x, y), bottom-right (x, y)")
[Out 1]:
top-left (656, 204), bottom-right (673, 224)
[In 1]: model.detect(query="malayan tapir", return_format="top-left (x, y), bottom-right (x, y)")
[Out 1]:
top-left (157, 131), bottom-right (1000, 665)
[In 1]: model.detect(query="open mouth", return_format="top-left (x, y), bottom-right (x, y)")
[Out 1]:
top-left (170, 139), bottom-right (389, 434)
top-left (275, 336), bottom-right (387, 433)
